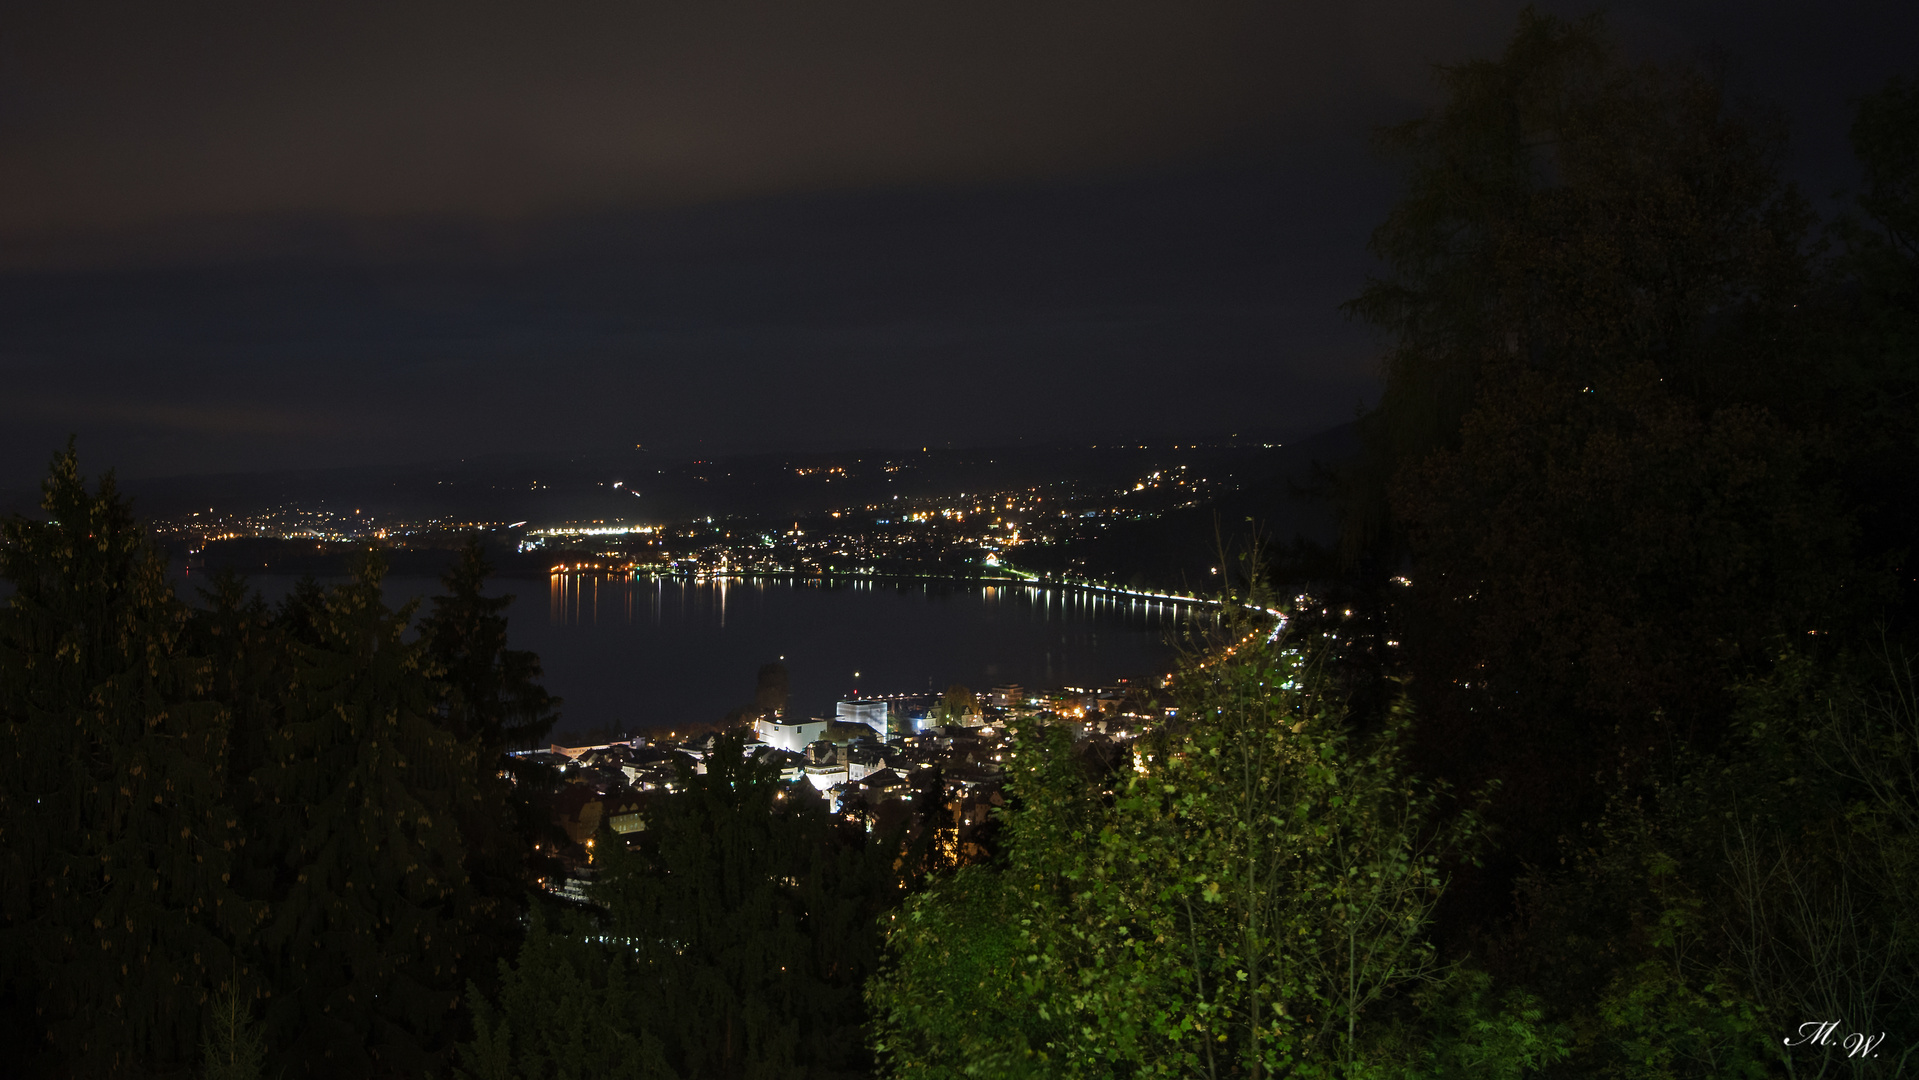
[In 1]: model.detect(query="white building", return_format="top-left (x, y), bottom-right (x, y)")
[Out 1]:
top-left (836, 698), bottom-right (890, 735)
top-left (755, 716), bottom-right (829, 753)
top-left (804, 740), bottom-right (848, 790)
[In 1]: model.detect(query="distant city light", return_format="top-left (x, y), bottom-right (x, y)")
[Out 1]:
top-left (527, 524), bottom-right (659, 538)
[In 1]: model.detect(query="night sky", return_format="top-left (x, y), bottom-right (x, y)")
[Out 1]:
top-left (2, 0), bottom-right (1912, 488)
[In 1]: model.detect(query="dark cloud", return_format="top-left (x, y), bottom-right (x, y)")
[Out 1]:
top-left (0, 157), bottom-right (1390, 481)
top-left (0, 0), bottom-right (1525, 260)
top-left (0, 0), bottom-right (1912, 485)
top-left (7, 396), bottom-right (336, 438)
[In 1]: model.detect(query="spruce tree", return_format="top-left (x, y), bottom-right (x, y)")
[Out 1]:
top-left (418, 537), bottom-right (560, 992)
top-left (458, 906), bottom-right (672, 1080)
top-left (250, 549), bottom-right (479, 1077)
top-left (200, 983), bottom-right (268, 1080)
top-left (598, 735), bottom-right (893, 1078)
top-left (467, 735), bottom-right (895, 1079)
top-left (0, 446), bottom-right (243, 1073)
top-left (421, 537), bottom-right (558, 754)
top-left (191, 571), bottom-right (287, 915)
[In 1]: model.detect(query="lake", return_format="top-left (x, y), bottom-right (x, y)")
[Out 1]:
top-left (205, 571), bottom-right (1199, 738)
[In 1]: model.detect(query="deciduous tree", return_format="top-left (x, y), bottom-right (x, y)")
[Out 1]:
top-left (1343, 7), bottom-right (1849, 885)
top-left (870, 605), bottom-right (1555, 1079)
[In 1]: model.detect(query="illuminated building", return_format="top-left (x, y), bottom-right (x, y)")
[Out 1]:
top-left (754, 715), bottom-right (828, 752)
top-left (835, 698), bottom-right (890, 735)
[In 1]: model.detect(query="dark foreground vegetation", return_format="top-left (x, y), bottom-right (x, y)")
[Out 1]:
top-left (2, 9), bottom-right (1917, 1078)
top-left (0, 449), bottom-right (562, 1077)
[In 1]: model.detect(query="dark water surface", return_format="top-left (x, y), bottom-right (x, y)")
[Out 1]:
top-left (196, 572), bottom-right (1196, 738)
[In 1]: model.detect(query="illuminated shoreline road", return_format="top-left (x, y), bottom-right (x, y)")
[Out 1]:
top-left (546, 564), bottom-right (1218, 605)
top-left (544, 565), bottom-right (1289, 640)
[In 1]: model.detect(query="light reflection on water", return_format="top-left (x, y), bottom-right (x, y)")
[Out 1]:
top-left (160, 570), bottom-right (1203, 739)
top-left (547, 573), bottom-right (1205, 633)
top-left (535, 573), bottom-right (1204, 736)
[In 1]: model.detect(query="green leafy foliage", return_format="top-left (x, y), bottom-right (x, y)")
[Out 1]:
top-left (933, 684), bottom-right (981, 726)
top-left (1497, 647), bottom-right (1919, 1078)
top-left (870, 604), bottom-right (1561, 1079)
top-left (866, 863), bottom-right (1063, 1079)
top-left (1374, 970), bottom-right (1568, 1080)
